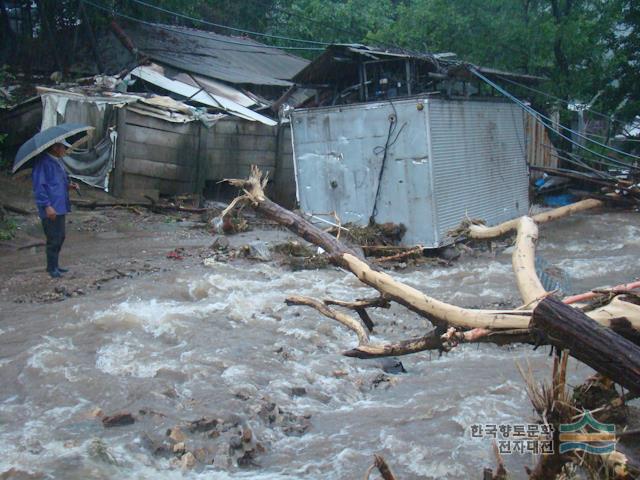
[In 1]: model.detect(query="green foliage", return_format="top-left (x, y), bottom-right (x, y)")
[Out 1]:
top-left (2, 0), bottom-right (637, 137)
top-left (267, 0), bottom-right (394, 45)
top-left (601, 0), bottom-right (640, 128)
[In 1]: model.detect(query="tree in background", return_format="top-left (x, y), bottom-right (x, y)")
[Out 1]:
top-left (1, 0), bottom-right (637, 142)
top-left (601, 0), bottom-right (640, 136)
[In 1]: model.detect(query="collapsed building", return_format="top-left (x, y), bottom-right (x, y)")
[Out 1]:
top-left (2, 21), bottom-right (310, 206)
top-left (285, 45), bottom-right (551, 246)
top-left (1, 28), bottom-right (559, 245)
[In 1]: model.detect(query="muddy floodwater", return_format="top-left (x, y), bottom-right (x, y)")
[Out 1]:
top-left (0, 211), bottom-right (638, 479)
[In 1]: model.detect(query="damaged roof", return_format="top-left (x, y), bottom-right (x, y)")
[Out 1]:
top-left (122, 22), bottom-right (310, 87)
top-left (293, 44), bottom-right (544, 86)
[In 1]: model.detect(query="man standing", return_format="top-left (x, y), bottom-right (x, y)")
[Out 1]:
top-left (32, 142), bottom-right (79, 278)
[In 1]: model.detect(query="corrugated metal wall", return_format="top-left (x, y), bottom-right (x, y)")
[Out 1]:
top-left (291, 97), bottom-right (529, 247)
top-left (427, 99), bottom-right (529, 241)
top-left (291, 100), bottom-right (437, 245)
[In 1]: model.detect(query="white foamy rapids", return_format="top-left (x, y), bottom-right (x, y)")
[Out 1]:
top-left (23, 335), bottom-right (88, 382)
top-left (1, 211), bottom-right (638, 479)
top-left (190, 263), bottom-right (372, 326)
top-left (395, 260), bottom-right (516, 305)
top-left (0, 399), bottom-right (94, 475)
top-left (95, 333), bottom-right (185, 378)
top-left (90, 298), bottom-right (224, 338)
top-left (558, 254), bottom-right (639, 282)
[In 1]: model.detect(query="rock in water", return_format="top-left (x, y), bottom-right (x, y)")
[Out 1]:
top-left (378, 358), bottom-right (407, 374)
top-left (290, 387), bottom-right (307, 397)
top-left (180, 452), bottom-right (196, 469)
top-left (102, 412), bottom-right (135, 427)
top-left (439, 245), bottom-right (460, 261)
top-left (211, 236), bottom-right (230, 251)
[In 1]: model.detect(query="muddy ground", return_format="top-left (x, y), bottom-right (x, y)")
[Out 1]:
top-left (0, 174), bottom-right (306, 304)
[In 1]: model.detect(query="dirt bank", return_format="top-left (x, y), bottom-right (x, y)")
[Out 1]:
top-left (0, 174), bottom-right (299, 304)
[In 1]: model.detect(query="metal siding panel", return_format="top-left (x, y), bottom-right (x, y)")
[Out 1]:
top-left (292, 99), bottom-right (438, 246)
top-left (292, 98), bottom-right (528, 247)
top-left (428, 100), bottom-right (529, 237)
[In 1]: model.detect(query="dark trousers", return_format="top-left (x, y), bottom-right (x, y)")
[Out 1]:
top-left (41, 215), bottom-right (66, 273)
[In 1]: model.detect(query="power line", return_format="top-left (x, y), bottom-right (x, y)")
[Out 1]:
top-left (473, 68), bottom-right (640, 171)
top-left (472, 68), bottom-right (640, 169)
top-left (494, 73), bottom-right (640, 131)
top-left (81, 0), bottom-right (326, 51)
top-left (124, 0), bottom-right (331, 46)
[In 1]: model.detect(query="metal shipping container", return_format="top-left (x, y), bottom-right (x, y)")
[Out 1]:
top-left (290, 97), bottom-right (529, 247)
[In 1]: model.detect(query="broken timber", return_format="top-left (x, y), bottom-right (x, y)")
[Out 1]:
top-left (467, 198), bottom-right (603, 239)
top-left (224, 167), bottom-right (639, 357)
top-left (531, 296), bottom-right (640, 395)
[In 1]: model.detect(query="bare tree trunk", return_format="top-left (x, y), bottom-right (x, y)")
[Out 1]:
top-left (468, 199), bottom-right (602, 239)
top-left (225, 167), bottom-right (531, 331)
top-left (531, 297), bottom-right (640, 394)
top-left (512, 216), bottom-right (547, 306)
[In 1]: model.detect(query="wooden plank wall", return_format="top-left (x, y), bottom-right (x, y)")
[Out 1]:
top-left (272, 124), bottom-right (296, 208)
top-left (114, 109), bottom-right (200, 198)
top-left (526, 115), bottom-right (559, 179)
top-left (202, 118), bottom-right (278, 180)
top-left (201, 118), bottom-right (297, 206)
top-left (113, 109), bottom-right (297, 204)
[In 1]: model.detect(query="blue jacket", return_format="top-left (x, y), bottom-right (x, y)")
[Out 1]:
top-left (32, 153), bottom-right (71, 219)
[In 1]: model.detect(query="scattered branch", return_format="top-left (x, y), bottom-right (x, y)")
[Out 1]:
top-left (365, 454), bottom-right (398, 480)
top-left (285, 295), bottom-right (370, 345)
top-left (467, 199), bottom-right (603, 239)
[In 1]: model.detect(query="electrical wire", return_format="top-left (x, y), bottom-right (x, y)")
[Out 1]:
top-left (472, 68), bottom-right (640, 171)
top-left (488, 74), bottom-right (640, 162)
top-left (81, 0), bottom-right (326, 51)
top-left (124, 0), bottom-right (331, 46)
top-left (494, 73), bottom-right (640, 131)
top-left (370, 99), bottom-right (407, 223)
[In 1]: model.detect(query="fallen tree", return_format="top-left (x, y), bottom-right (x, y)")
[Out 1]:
top-left (223, 167), bottom-right (640, 479)
top-left (532, 296), bottom-right (640, 395)
top-left (224, 167), bottom-right (639, 346)
top-left (466, 198), bottom-right (603, 239)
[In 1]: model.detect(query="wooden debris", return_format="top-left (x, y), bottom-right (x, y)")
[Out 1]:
top-left (563, 280), bottom-right (640, 305)
top-left (365, 454), bottom-right (398, 480)
top-left (467, 198), bottom-right (603, 239)
top-left (531, 297), bottom-right (640, 394)
top-left (373, 246), bottom-right (424, 263)
top-left (0, 203), bottom-right (31, 215)
top-left (72, 199), bottom-right (208, 214)
top-left (483, 442), bottom-right (508, 480)
top-left (285, 296), bottom-right (370, 345)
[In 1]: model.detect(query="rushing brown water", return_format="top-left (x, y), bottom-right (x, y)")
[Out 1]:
top-left (0, 211), bottom-right (638, 479)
